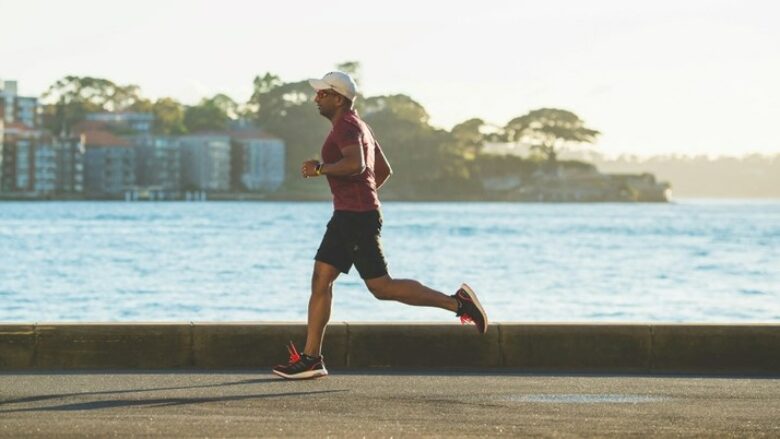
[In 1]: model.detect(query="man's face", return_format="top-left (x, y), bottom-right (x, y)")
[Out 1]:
top-left (314, 89), bottom-right (342, 118)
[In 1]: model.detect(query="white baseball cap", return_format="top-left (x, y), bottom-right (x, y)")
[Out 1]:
top-left (308, 71), bottom-right (358, 101)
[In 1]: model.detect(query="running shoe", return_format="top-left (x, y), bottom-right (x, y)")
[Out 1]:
top-left (453, 283), bottom-right (488, 334)
top-left (272, 341), bottom-right (328, 380)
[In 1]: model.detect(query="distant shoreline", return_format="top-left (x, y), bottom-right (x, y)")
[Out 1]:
top-left (1, 194), bottom-right (778, 202)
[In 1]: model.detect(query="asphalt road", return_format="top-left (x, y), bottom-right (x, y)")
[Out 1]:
top-left (1, 371), bottom-right (779, 438)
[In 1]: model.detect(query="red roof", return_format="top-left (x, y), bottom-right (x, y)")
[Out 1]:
top-left (3, 121), bottom-right (34, 131)
top-left (1, 122), bottom-right (44, 139)
top-left (83, 130), bottom-right (131, 148)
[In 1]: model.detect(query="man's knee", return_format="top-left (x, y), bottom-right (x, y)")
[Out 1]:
top-left (312, 262), bottom-right (339, 292)
top-left (311, 269), bottom-right (331, 285)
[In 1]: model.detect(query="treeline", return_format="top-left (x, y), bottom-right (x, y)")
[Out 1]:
top-left (40, 62), bottom-right (600, 198)
top-left (584, 153), bottom-right (780, 198)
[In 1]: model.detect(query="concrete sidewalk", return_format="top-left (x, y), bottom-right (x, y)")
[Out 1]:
top-left (1, 371), bottom-right (778, 437)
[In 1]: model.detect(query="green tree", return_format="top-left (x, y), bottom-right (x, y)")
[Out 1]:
top-left (245, 73), bottom-right (284, 117)
top-left (40, 76), bottom-right (148, 134)
top-left (126, 97), bottom-right (153, 113)
top-left (504, 108), bottom-right (600, 163)
top-left (108, 84), bottom-right (148, 112)
top-left (335, 61), bottom-right (362, 85)
top-left (451, 118), bottom-right (486, 159)
top-left (362, 94), bottom-right (473, 197)
top-left (152, 97), bottom-right (187, 135)
top-left (249, 77), bottom-right (330, 181)
top-left (210, 93), bottom-right (240, 119)
top-left (183, 95), bottom-right (234, 132)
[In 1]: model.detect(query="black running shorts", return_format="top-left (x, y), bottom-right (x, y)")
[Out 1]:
top-left (314, 210), bottom-right (388, 280)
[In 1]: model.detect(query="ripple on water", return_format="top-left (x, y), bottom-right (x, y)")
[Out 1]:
top-left (739, 289), bottom-right (768, 296)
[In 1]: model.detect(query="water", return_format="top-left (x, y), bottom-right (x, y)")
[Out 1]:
top-left (1, 200), bottom-right (778, 323)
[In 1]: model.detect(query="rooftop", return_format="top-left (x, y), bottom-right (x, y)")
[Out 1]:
top-left (82, 130), bottom-right (132, 148)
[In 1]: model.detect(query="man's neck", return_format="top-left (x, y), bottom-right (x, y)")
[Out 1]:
top-left (329, 107), bottom-right (351, 125)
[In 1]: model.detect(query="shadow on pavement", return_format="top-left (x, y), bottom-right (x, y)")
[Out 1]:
top-left (0, 377), bottom-right (286, 407)
top-left (0, 389), bottom-right (347, 413)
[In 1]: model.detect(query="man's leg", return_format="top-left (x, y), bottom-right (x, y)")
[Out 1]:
top-left (303, 260), bottom-right (341, 357)
top-left (364, 275), bottom-right (458, 312)
top-left (364, 275), bottom-right (488, 334)
top-left (354, 210), bottom-right (487, 334)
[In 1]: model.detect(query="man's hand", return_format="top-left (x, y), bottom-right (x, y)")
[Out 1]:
top-left (301, 160), bottom-right (322, 178)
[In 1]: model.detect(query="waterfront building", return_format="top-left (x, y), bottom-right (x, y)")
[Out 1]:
top-left (0, 120), bottom-right (3, 186)
top-left (82, 130), bottom-right (136, 197)
top-left (0, 122), bottom-right (68, 195)
top-left (230, 129), bottom-right (285, 192)
top-left (1, 80), bottom-right (41, 192)
top-left (1, 122), bottom-right (38, 192)
top-left (55, 135), bottom-right (85, 194)
top-left (0, 80), bottom-right (38, 129)
top-left (178, 134), bottom-right (230, 191)
top-left (130, 134), bottom-right (181, 195)
top-left (1, 122), bottom-right (34, 191)
top-left (85, 112), bottom-right (153, 134)
top-left (33, 141), bottom-right (56, 194)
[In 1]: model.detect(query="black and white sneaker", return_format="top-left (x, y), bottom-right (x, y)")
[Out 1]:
top-left (272, 341), bottom-right (328, 380)
top-left (453, 283), bottom-right (488, 334)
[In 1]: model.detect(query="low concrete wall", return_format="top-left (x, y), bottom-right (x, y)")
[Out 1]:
top-left (1, 323), bottom-right (778, 374)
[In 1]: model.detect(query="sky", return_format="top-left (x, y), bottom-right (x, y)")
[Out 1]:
top-left (1, 0), bottom-right (779, 157)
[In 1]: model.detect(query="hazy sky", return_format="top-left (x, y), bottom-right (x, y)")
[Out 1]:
top-left (1, 0), bottom-right (778, 157)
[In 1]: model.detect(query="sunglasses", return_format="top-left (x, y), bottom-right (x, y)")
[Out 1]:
top-left (315, 89), bottom-right (341, 99)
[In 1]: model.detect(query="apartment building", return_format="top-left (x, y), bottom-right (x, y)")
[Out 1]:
top-left (0, 122), bottom-right (66, 194)
top-left (0, 80), bottom-right (38, 128)
top-left (230, 129), bottom-right (285, 192)
top-left (82, 130), bottom-right (136, 196)
top-left (131, 134), bottom-right (181, 192)
top-left (178, 134), bottom-right (231, 192)
top-left (85, 112), bottom-right (153, 134)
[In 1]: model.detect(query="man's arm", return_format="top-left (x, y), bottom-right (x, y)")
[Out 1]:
top-left (374, 143), bottom-right (392, 189)
top-left (301, 143), bottom-right (365, 178)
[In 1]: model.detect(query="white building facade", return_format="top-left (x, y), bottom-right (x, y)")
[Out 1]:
top-left (178, 134), bottom-right (231, 191)
top-left (233, 134), bottom-right (285, 192)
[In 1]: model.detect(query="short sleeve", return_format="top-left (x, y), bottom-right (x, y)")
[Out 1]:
top-left (333, 122), bottom-right (362, 150)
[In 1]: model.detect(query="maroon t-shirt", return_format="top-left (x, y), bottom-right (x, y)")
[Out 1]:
top-left (321, 110), bottom-right (381, 212)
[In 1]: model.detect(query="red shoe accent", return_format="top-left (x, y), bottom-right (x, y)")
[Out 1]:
top-left (286, 341), bottom-right (301, 363)
top-left (454, 284), bottom-right (488, 334)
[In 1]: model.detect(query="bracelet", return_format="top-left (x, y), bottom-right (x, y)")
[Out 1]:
top-left (315, 163), bottom-right (323, 176)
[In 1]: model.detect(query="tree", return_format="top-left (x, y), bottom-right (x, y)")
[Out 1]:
top-left (252, 73), bottom-right (283, 96)
top-left (40, 76), bottom-right (148, 134)
top-left (335, 61), bottom-right (362, 85)
top-left (363, 94), bottom-right (430, 124)
top-left (362, 94), bottom-right (474, 197)
top-left (210, 93), bottom-right (240, 120)
top-left (248, 78), bottom-right (331, 180)
top-left (183, 95), bottom-right (234, 132)
top-left (152, 97), bottom-right (187, 135)
top-left (504, 108), bottom-right (600, 163)
top-left (247, 73), bottom-right (282, 114)
top-left (451, 118), bottom-right (487, 159)
top-left (126, 97), bottom-right (153, 113)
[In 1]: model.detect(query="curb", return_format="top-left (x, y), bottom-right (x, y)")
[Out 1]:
top-left (1, 323), bottom-right (778, 373)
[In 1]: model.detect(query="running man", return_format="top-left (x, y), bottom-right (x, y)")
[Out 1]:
top-left (272, 71), bottom-right (487, 380)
